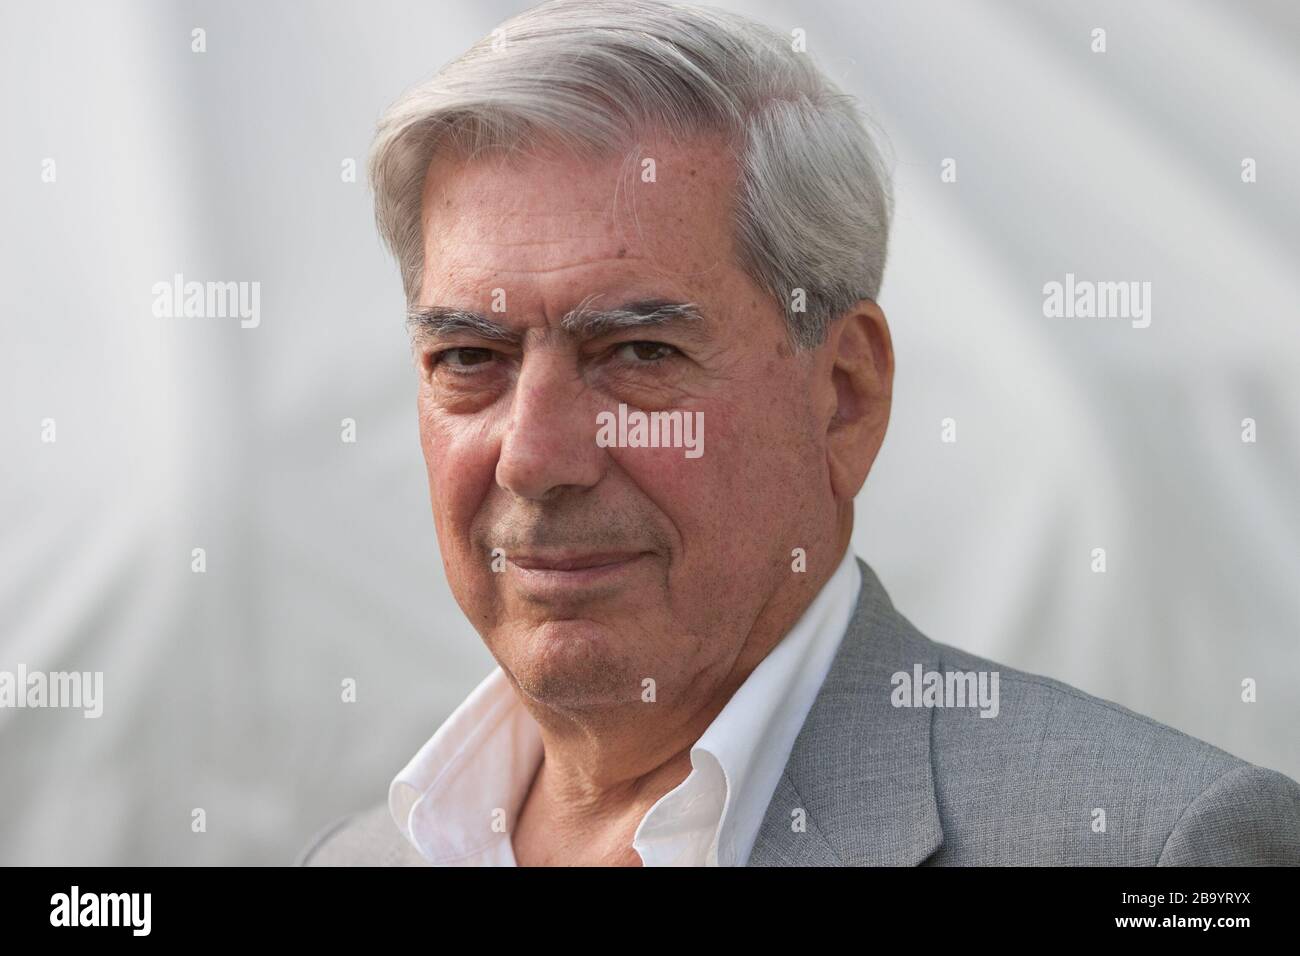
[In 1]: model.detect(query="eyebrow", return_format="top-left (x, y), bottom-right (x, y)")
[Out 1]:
top-left (406, 296), bottom-right (705, 346)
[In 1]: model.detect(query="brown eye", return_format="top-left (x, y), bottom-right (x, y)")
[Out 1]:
top-left (617, 341), bottom-right (679, 363)
top-left (432, 347), bottom-right (495, 370)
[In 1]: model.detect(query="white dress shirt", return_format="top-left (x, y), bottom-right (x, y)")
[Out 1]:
top-left (389, 546), bottom-right (862, 866)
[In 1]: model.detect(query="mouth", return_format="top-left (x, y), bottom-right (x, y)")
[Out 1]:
top-left (506, 550), bottom-right (650, 597)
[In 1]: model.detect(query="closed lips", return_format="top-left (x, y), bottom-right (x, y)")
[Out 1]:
top-left (508, 552), bottom-right (643, 571)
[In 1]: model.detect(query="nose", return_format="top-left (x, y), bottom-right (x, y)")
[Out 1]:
top-left (495, 352), bottom-right (605, 500)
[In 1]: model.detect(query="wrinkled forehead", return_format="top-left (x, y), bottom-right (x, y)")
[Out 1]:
top-left (416, 130), bottom-right (742, 301)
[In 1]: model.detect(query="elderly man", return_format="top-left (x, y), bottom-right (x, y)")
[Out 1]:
top-left (300, 0), bottom-right (1300, 866)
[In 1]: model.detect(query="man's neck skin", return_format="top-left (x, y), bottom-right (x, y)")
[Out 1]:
top-left (511, 509), bottom-right (854, 866)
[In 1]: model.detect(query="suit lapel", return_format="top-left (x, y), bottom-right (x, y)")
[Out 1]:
top-left (747, 558), bottom-right (944, 866)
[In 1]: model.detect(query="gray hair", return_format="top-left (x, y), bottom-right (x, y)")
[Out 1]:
top-left (369, 0), bottom-right (893, 349)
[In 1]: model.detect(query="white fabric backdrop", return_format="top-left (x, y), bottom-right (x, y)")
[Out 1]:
top-left (1, 0), bottom-right (1296, 864)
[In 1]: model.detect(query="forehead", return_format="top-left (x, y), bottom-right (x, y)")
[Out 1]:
top-left (417, 132), bottom-right (742, 306)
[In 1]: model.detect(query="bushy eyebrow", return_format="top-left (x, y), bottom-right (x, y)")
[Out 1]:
top-left (559, 294), bottom-right (705, 338)
top-left (406, 307), bottom-right (522, 345)
top-left (406, 296), bottom-right (705, 347)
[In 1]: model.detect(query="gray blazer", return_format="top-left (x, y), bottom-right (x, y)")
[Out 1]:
top-left (300, 558), bottom-right (1300, 865)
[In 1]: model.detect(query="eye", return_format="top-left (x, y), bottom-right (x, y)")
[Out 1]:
top-left (429, 347), bottom-right (496, 372)
top-left (615, 341), bottom-right (680, 364)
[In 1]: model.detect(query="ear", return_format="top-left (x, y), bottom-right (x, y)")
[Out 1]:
top-left (824, 300), bottom-right (893, 501)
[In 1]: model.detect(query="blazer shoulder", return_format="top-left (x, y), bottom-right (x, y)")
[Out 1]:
top-left (929, 636), bottom-right (1243, 775)
top-left (297, 802), bottom-right (429, 867)
top-left (916, 635), bottom-right (1300, 863)
top-left (1158, 764), bottom-right (1300, 865)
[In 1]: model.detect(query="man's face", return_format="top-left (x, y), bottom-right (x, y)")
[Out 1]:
top-left (413, 132), bottom-right (840, 714)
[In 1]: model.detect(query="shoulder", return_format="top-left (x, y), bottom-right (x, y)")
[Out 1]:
top-left (297, 802), bottom-right (429, 867)
top-left (928, 637), bottom-right (1242, 775)
top-left (921, 638), bottom-right (1300, 864)
top-left (1157, 763), bottom-right (1300, 864)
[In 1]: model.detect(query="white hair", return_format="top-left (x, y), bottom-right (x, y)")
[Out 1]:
top-left (369, 0), bottom-right (893, 348)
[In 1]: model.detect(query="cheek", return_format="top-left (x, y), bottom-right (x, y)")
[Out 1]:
top-left (608, 402), bottom-right (754, 554)
top-left (418, 409), bottom-right (506, 631)
top-left (639, 388), bottom-right (811, 561)
top-left (418, 399), bottom-right (499, 536)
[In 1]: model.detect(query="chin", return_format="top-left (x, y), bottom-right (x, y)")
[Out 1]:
top-left (506, 619), bottom-right (644, 710)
